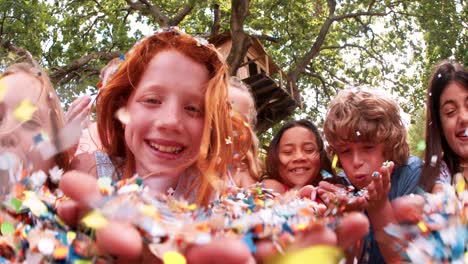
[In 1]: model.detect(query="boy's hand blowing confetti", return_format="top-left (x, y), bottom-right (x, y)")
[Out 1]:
top-left (367, 161), bottom-right (394, 209)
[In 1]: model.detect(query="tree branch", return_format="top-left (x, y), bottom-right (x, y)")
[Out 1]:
top-left (0, 10), bottom-right (7, 36)
top-left (169, 0), bottom-right (197, 26)
top-left (227, 0), bottom-right (252, 76)
top-left (304, 70), bottom-right (330, 99)
top-left (210, 3), bottom-right (221, 38)
top-left (287, 0), bottom-right (337, 102)
top-left (125, 0), bottom-right (169, 27)
top-left (0, 37), bottom-right (37, 65)
top-left (49, 51), bottom-right (121, 84)
top-left (252, 34), bottom-right (280, 43)
top-left (332, 11), bottom-right (388, 21)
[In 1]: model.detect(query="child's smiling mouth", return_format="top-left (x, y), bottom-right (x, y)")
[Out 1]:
top-left (289, 167), bottom-right (310, 174)
top-left (145, 140), bottom-right (184, 156)
top-left (456, 128), bottom-right (468, 141)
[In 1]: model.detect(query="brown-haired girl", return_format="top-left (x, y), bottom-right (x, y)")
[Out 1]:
top-left (419, 60), bottom-right (468, 193)
top-left (262, 119), bottom-right (335, 193)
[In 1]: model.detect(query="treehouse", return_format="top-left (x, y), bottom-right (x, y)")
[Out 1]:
top-left (210, 33), bottom-right (299, 133)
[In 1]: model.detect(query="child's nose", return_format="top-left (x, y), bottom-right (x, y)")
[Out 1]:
top-left (292, 151), bottom-right (306, 161)
top-left (460, 106), bottom-right (468, 124)
top-left (155, 104), bottom-right (183, 130)
top-left (352, 153), bottom-right (364, 167)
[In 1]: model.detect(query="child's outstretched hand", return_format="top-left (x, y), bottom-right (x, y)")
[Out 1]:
top-left (57, 171), bottom-right (255, 264)
top-left (254, 211), bottom-right (369, 262)
top-left (366, 161), bottom-right (394, 209)
top-left (64, 96), bottom-right (92, 155)
top-left (312, 182), bottom-right (368, 212)
top-left (391, 194), bottom-right (425, 224)
top-left (65, 95), bottom-right (92, 126)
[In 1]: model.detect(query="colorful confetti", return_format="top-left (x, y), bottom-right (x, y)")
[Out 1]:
top-left (115, 107), bottom-right (131, 125)
top-left (163, 251), bottom-right (187, 264)
top-left (267, 245), bottom-right (344, 264)
top-left (385, 183), bottom-right (467, 263)
top-left (13, 99), bottom-right (37, 122)
top-left (331, 154), bottom-right (338, 171)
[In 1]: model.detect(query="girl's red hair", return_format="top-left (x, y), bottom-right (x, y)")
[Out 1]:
top-left (97, 29), bottom-right (251, 205)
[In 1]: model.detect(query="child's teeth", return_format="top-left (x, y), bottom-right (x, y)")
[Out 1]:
top-left (149, 142), bottom-right (182, 153)
top-left (292, 168), bottom-right (306, 173)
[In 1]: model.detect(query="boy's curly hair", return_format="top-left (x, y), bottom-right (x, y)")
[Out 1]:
top-left (323, 88), bottom-right (409, 166)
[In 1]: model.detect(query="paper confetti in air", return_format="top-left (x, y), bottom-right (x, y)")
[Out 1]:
top-left (115, 107), bottom-right (131, 125)
top-left (81, 211), bottom-right (108, 229)
top-left (1, 221), bottom-right (15, 235)
top-left (13, 99), bottom-right (37, 122)
top-left (163, 251), bottom-right (187, 264)
top-left (332, 154), bottom-right (338, 170)
top-left (385, 183), bottom-right (467, 263)
top-left (417, 140), bottom-right (426, 152)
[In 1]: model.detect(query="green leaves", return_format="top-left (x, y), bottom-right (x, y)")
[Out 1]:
top-left (0, 0), bottom-right (465, 148)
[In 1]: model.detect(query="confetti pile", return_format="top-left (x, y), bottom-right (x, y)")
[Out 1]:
top-left (92, 178), bottom-right (345, 258)
top-left (0, 158), bottom-right (355, 263)
top-left (385, 181), bottom-right (467, 263)
top-left (0, 153), bottom-right (113, 263)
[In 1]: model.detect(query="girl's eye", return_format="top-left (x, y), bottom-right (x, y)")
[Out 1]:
top-left (364, 145), bottom-right (375, 150)
top-left (304, 148), bottom-right (316, 153)
top-left (444, 109), bottom-right (456, 116)
top-left (144, 98), bottom-right (161, 104)
top-left (185, 105), bottom-right (200, 112)
top-left (185, 105), bottom-right (203, 116)
top-left (22, 119), bottom-right (41, 130)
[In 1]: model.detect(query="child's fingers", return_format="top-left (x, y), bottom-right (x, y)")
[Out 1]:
top-left (366, 181), bottom-right (377, 201)
top-left (379, 162), bottom-right (394, 189)
top-left (59, 172), bottom-right (143, 260)
top-left (317, 189), bottom-right (334, 206)
top-left (392, 194), bottom-right (425, 224)
top-left (298, 185), bottom-right (316, 199)
top-left (371, 173), bottom-right (384, 199)
top-left (95, 221), bottom-right (143, 260)
top-left (65, 96), bottom-right (91, 123)
top-left (318, 181), bottom-right (338, 192)
top-left (186, 238), bottom-right (254, 264)
top-left (56, 199), bottom-right (82, 227)
top-left (348, 197), bottom-right (368, 211)
top-left (254, 239), bottom-right (278, 261)
top-left (336, 212), bottom-right (369, 249)
top-left (59, 170), bottom-right (102, 207)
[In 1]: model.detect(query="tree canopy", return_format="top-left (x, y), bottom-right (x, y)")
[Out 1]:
top-left (1, 0), bottom-right (466, 146)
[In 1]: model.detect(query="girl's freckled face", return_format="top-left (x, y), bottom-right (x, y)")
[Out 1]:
top-left (124, 50), bottom-right (209, 177)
